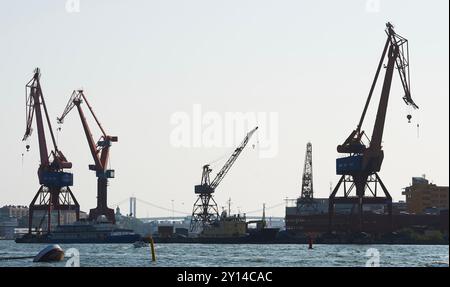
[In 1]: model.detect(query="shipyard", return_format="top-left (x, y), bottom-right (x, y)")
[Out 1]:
top-left (0, 0), bottom-right (448, 270)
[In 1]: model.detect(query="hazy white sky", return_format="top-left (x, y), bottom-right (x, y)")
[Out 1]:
top-left (0, 0), bottom-right (448, 217)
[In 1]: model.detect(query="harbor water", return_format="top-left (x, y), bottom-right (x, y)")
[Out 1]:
top-left (0, 241), bottom-right (448, 267)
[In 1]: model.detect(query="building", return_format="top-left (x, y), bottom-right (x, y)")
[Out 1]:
top-left (285, 197), bottom-right (406, 234)
top-left (392, 201), bottom-right (407, 214)
top-left (285, 197), bottom-right (385, 217)
top-left (402, 177), bottom-right (449, 214)
top-left (0, 205), bottom-right (28, 219)
top-left (29, 210), bottom-right (85, 231)
top-left (0, 217), bottom-right (18, 239)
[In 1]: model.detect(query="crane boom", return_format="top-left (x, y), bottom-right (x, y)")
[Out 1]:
top-left (23, 69), bottom-right (61, 167)
top-left (210, 126), bottom-right (258, 189)
top-left (337, 23), bottom-right (418, 159)
top-left (369, 23), bottom-right (417, 153)
top-left (58, 91), bottom-right (103, 169)
top-left (195, 126), bottom-right (258, 194)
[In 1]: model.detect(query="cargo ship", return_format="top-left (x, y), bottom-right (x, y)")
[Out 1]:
top-left (15, 220), bottom-right (141, 244)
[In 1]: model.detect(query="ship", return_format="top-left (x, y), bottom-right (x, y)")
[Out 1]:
top-left (152, 212), bottom-right (280, 244)
top-left (15, 220), bottom-right (141, 244)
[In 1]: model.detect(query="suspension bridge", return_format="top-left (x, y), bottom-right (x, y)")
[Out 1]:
top-left (112, 197), bottom-right (286, 221)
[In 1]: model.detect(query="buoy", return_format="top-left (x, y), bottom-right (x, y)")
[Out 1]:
top-left (26, 144), bottom-right (30, 151)
top-left (308, 237), bottom-right (313, 249)
top-left (407, 114), bottom-right (412, 123)
top-left (150, 237), bottom-right (156, 262)
top-left (33, 245), bottom-right (64, 262)
top-left (133, 240), bottom-right (149, 248)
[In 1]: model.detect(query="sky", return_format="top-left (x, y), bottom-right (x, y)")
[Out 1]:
top-left (0, 0), bottom-right (448, 218)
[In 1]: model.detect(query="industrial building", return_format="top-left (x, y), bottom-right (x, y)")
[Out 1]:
top-left (285, 178), bottom-right (448, 235)
top-left (0, 205), bottom-right (29, 219)
top-left (0, 218), bottom-right (18, 239)
top-left (402, 177), bottom-right (449, 214)
top-left (0, 206), bottom-right (28, 239)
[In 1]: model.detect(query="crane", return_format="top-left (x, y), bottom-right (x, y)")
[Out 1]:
top-left (23, 68), bottom-right (80, 234)
top-left (190, 126), bottom-right (258, 232)
top-left (296, 142), bottom-right (317, 213)
top-left (328, 23), bottom-right (419, 232)
top-left (57, 90), bottom-right (117, 224)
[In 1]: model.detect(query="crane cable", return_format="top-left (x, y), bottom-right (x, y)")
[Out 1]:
top-left (208, 126), bottom-right (260, 169)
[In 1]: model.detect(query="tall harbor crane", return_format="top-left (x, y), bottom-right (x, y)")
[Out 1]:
top-left (58, 90), bottom-right (117, 224)
top-left (23, 68), bottom-right (80, 234)
top-left (296, 142), bottom-right (317, 213)
top-left (329, 23), bottom-right (419, 231)
top-left (190, 127), bottom-right (258, 232)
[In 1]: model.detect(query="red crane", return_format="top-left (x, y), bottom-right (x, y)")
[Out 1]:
top-left (328, 23), bottom-right (418, 232)
top-left (23, 68), bottom-right (80, 234)
top-left (58, 90), bottom-right (117, 223)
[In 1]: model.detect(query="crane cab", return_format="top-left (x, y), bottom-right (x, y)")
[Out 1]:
top-left (336, 155), bottom-right (363, 175)
top-left (39, 171), bottom-right (74, 187)
top-left (194, 184), bottom-right (215, 194)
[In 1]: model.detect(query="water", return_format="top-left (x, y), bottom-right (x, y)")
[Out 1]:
top-left (0, 241), bottom-right (448, 267)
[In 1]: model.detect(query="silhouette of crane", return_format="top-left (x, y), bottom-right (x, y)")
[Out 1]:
top-left (23, 68), bottom-right (79, 234)
top-left (329, 23), bottom-right (418, 232)
top-left (190, 127), bottom-right (258, 232)
top-left (58, 90), bottom-right (117, 223)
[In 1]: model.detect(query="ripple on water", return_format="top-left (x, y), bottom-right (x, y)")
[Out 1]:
top-left (0, 242), bottom-right (448, 267)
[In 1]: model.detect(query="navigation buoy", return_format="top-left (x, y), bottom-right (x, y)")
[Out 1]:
top-left (150, 237), bottom-right (156, 262)
top-left (33, 245), bottom-right (64, 262)
top-left (308, 237), bottom-right (313, 249)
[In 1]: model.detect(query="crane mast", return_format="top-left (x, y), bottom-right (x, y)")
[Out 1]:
top-left (190, 126), bottom-right (258, 232)
top-left (300, 142), bottom-right (313, 200)
top-left (58, 90), bottom-right (117, 223)
top-left (296, 142), bottom-right (317, 213)
top-left (329, 23), bottom-right (419, 232)
top-left (23, 68), bottom-right (79, 234)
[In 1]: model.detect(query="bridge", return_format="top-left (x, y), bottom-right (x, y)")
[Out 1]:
top-left (112, 197), bottom-right (286, 220)
top-left (137, 216), bottom-right (285, 223)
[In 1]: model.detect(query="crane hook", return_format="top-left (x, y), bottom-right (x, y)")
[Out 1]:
top-left (407, 114), bottom-right (412, 123)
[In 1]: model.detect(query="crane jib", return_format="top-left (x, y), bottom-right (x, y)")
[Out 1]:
top-left (210, 126), bottom-right (258, 190)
